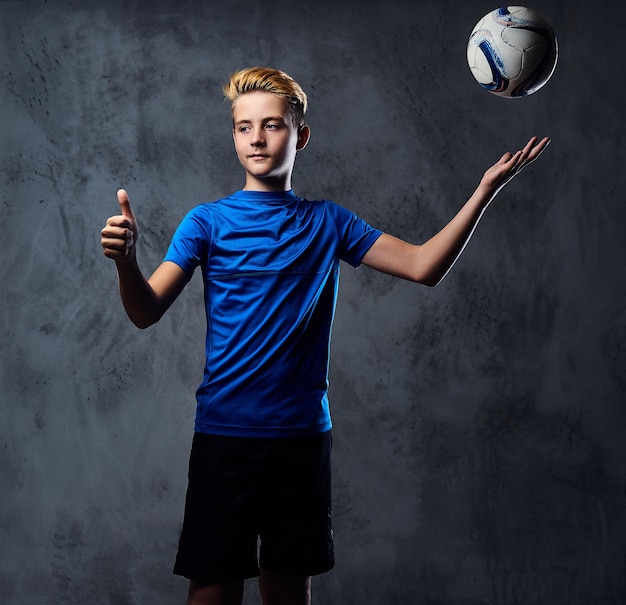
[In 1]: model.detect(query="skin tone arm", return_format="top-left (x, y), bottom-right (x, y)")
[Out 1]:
top-left (361, 136), bottom-right (551, 286)
top-left (101, 189), bottom-right (188, 328)
top-left (102, 136), bottom-right (549, 325)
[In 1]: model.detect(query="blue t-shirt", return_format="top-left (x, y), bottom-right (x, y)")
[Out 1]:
top-left (164, 190), bottom-right (382, 438)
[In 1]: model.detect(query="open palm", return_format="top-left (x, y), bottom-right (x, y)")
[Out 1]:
top-left (481, 136), bottom-right (551, 195)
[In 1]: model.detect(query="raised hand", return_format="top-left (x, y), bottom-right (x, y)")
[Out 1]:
top-left (101, 189), bottom-right (138, 262)
top-left (480, 136), bottom-right (551, 197)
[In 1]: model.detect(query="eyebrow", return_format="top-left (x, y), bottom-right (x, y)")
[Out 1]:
top-left (234, 116), bottom-right (286, 126)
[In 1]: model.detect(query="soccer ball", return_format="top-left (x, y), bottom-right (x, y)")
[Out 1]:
top-left (467, 6), bottom-right (558, 98)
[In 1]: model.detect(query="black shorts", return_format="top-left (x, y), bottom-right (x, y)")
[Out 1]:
top-left (173, 431), bottom-right (334, 584)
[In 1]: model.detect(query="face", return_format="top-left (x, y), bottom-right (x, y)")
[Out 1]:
top-left (232, 91), bottom-right (309, 191)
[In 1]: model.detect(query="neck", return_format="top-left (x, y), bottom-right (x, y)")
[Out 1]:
top-left (243, 173), bottom-right (292, 192)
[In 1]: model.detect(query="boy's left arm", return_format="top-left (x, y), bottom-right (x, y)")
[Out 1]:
top-left (361, 136), bottom-right (550, 286)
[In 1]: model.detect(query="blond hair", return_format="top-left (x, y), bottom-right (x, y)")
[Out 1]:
top-left (223, 67), bottom-right (308, 126)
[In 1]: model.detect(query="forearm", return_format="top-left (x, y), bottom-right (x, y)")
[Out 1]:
top-left (115, 259), bottom-right (165, 329)
top-left (416, 183), bottom-right (494, 285)
top-left (102, 190), bottom-right (188, 327)
top-left (362, 136), bottom-right (549, 286)
top-left (363, 184), bottom-right (494, 286)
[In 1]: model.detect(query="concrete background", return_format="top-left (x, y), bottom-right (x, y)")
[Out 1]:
top-left (1, 0), bottom-right (625, 603)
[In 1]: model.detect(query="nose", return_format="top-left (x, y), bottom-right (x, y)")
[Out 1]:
top-left (250, 128), bottom-right (265, 147)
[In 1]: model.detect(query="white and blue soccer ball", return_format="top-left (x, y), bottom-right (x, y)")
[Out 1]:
top-left (467, 6), bottom-right (558, 98)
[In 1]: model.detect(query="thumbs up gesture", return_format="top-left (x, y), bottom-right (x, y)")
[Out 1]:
top-left (101, 189), bottom-right (138, 262)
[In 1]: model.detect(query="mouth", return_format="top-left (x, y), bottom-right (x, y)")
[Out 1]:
top-left (249, 153), bottom-right (269, 160)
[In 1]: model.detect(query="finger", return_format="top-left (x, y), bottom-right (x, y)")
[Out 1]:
top-left (516, 137), bottom-right (549, 171)
top-left (526, 136), bottom-right (551, 162)
top-left (101, 216), bottom-right (135, 260)
top-left (101, 238), bottom-right (129, 259)
top-left (523, 136), bottom-right (539, 153)
top-left (103, 215), bottom-right (132, 230)
top-left (101, 235), bottom-right (133, 253)
top-left (501, 149), bottom-right (522, 171)
top-left (513, 137), bottom-right (536, 165)
top-left (101, 230), bottom-right (135, 259)
top-left (101, 223), bottom-right (134, 241)
top-left (117, 188), bottom-right (135, 221)
top-left (498, 151), bottom-right (517, 166)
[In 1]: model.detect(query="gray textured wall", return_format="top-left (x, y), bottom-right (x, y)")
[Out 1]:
top-left (2, 0), bottom-right (625, 603)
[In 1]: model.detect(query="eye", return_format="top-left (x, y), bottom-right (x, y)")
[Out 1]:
top-left (265, 121), bottom-right (284, 130)
top-left (238, 125), bottom-right (251, 133)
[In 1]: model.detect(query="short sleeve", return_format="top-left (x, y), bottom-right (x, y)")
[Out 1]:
top-left (326, 201), bottom-right (383, 268)
top-left (163, 206), bottom-right (210, 278)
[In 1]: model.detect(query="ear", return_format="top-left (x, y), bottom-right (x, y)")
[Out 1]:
top-left (296, 124), bottom-right (311, 151)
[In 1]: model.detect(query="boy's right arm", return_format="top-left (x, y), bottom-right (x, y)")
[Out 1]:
top-left (101, 189), bottom-right (188, 329)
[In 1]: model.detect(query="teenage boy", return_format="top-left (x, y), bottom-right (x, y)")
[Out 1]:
top-left (101, 67), bottom-right (550, 605)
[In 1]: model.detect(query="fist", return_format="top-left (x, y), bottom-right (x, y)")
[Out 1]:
top-left (101, 189), bottom-right (138, 261)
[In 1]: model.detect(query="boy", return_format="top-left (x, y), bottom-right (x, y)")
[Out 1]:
top-left (101, 67), bottom-right (549, 605)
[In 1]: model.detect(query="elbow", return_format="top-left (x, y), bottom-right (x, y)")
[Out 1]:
top-left (420, 275), bottom-right (442, 288)
top-left (134, 312), bottom-right (163, 329)
top-left (126, 309), bottom-right (163, 330)
top-left (414, 269), bottom-right (444, 288)
top-left (407, 249), bottom-right (446, 287)
top-left (399, 269), bottom-right (440, 287)
top-left (133, 319), bottom-right (156, 330)
top-left (415, 261), bottom-right (453, 288)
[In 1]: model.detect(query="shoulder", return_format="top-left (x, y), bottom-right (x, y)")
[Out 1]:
top-left (316, 198), bottom-right (364, 224)
top-left (178, 195), bottom-right (239, 223)
top-left (187, 195), bottom-right (233, 214)
top-left (295, 196), bottom-right (347, 215)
